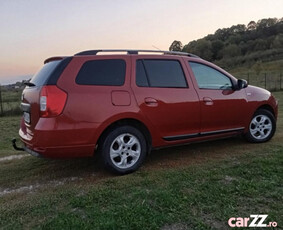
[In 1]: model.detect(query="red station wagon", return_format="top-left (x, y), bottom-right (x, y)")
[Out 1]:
top-left (13, 50), bottom-right (278, 174)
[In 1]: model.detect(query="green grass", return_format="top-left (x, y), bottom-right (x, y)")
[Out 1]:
top-left (0, 89), bottom-right (22, 116)
top-left (0, 91), bottom-right (282, 229)
top-left (0, 116), bottom-right (21, 157)
top-left (0, 146), bottom-right (282, 229)
top-left (1, 89), bottom-right (22, 103)
top-left (229, 60), bottom-right (283, 91)
top-left (229, 59), bottom-right (283, 76)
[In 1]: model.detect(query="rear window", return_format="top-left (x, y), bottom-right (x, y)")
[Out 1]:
top-left (76, 59), bottom-right (126, 86)
top-left (30, 60), bottom-right (61, 86)
top-left (136, 59), bottom-right (187, 88)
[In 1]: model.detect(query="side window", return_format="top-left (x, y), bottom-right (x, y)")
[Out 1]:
top-left (189, 62), bottom-right (232, 90)
top-left (76, 59), bottom-right (126, 86)
top-left (136, 60), bottom-right (188, 88)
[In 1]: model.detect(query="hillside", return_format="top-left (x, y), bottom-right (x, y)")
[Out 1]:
top-left (170, 18), bottom-right (283, 71)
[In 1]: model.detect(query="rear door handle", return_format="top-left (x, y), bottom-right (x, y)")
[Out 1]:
top-left (203, 97), bottom-right (213, 105)
top-left (144, 97), bottom-right (158, 107)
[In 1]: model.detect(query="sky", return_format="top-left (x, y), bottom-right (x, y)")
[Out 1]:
top-left (0, 0), bottom-right (283, 85)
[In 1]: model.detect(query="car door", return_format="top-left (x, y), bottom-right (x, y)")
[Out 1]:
top-left (187, 60), bottom-right (248, 134)
top-left (131, 56), bottom-right (201, 140)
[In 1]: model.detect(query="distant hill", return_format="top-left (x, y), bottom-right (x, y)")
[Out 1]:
top-left (170, 18), bottom-right (283, 70)
top-left (0, 75), bottom-right (31, 86)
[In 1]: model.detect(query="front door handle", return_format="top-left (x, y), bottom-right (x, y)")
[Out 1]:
top-left (203, 97), bottom-right (213, 105)
top-left (144, 97), bottom-right (158, 107)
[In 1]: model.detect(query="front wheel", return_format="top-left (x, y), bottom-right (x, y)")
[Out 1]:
top-left (245, 109), bottom-right (276, 143)
top-left (100, 126), bottom-right (147, 174)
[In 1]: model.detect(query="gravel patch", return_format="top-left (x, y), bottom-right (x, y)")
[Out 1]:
top-left (0, 154), bottom-right (30, 162)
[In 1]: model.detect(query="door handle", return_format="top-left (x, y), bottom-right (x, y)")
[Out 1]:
top-left (144, 97), bottom-right (158, 107)
top-left (203, 97), bottom-right (213, 105)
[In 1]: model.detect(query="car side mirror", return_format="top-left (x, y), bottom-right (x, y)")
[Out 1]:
top-left (237, 79), bottom-right (248, 90)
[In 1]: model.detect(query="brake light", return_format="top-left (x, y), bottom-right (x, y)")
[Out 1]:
top-left (40, 86), bottom-right (67, 117)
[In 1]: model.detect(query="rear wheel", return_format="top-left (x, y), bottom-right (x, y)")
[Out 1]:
top-left (245, 109), bottom-right (276, 143)
top-left (100, 126), bottom-right (147, 174)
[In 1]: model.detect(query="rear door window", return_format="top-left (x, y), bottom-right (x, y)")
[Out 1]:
top-left (136, 60), bottom-right (187, 88)
top-left (76, 59), bottom-right (126, 86)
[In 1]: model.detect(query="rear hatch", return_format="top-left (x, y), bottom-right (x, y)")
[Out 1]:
top-left (20, 57), bottom-right (71, 137)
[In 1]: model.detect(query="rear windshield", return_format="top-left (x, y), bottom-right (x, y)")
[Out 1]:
top-left (30, 60), bottom-right (61, 86)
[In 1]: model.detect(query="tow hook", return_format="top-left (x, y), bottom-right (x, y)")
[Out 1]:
top-left (12, 138), bottom-right (24, 151)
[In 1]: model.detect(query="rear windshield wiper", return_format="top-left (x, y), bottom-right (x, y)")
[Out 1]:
top-left (24, 82), bottom-right (36, 87)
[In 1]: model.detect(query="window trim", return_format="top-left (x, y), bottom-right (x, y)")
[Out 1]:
top-left (136, 59), bottom-right (188, 88)
top-left (189, 61), bottom-right (234, 90)
top-left (75, 59), bottom-right (126, 86)
top-left (141, 60), bottom-right (151, 86)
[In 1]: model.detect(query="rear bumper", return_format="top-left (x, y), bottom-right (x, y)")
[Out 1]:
top-left (24, 145), bottom-right (42, 157)
top-left (19, 134), bottom-right (96, 158)
top-left (12, 138), bottom-right (42, 157)
top-left (19, 116), bottom-right (99, 158)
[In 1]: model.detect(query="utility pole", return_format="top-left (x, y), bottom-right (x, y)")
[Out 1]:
top-left (247, 72), bottom-right (250, 84)
top-left (0, 84), bottom-right (3, 116)
top-left (280, 72), bottom-right (282, 91)
top-left (264, 73), bottom-right (267, 89)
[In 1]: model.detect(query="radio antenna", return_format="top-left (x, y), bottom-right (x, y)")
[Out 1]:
top-left (152, 45), bottom-right (161, 51)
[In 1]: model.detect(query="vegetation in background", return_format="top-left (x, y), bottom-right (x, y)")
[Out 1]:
top-left (0, 86), bottom-right (22, 117)
top-left (170, 18), bottom-right (283, 71)
top-left (169, 40), bottom-right (183, 52)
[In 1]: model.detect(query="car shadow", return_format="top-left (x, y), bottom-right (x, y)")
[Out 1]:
top-left (36, 136), bottom-right (249, 178)
top-left (3, 136), bottom-right (253, 190)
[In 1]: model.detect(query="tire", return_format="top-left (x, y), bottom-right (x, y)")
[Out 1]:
top-left (99, 126), bottom-right (147, 174)
top-left (245, 109), bottom-right (276, 143)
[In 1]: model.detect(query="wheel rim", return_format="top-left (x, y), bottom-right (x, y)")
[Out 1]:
top-left (250, 114), bottom-right (272, 140)
top-left (110, 133), bottom-right (141, 169)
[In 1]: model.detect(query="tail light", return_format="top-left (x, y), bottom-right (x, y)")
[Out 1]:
top-left (40, 86), bottom-right (67, 117)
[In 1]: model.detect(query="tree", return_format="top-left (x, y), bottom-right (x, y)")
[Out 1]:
top-left (214, 28), bottom-right (231, 41)
top-left (247, 21), bottom-right (256, 31)
top-left (192, 39), bottom-right (213, 61)
top-left (254, 39), bottom-right (269, 51)
top-left (230, 24), bottom-right (246, 33)
top-left (211, 40), bottom-right (224, 59)
top-left (227, 34), bottom-right (242, 45)
top-left (271, 34), bottom-right (283, 48)
top-left (169, 40), bottom-right (183, 51)
top-left (257, 18), bottom-right (277, 29)
top-left (173, 17), bottom-right (283, 69)
top-left (222, 44), bottom-right (241, 58)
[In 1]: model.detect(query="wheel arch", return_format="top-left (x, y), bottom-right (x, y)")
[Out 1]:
top-left (255, 104), bottom-right (275, 117)
top-left (243, 103), bottom-right (276, 134)
top-left (96, 118), bottom-right (152, 155)
top-left (245, 105), bottom-right (276, 143)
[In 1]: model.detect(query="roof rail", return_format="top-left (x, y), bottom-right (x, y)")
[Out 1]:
top-left (74, 49), bottom-right (199, 57)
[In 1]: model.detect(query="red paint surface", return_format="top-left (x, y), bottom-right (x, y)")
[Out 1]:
top-left (19, 54), bottom-right (278, 158)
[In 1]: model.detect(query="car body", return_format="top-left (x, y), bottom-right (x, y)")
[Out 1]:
top-left (17, 50), bottom-right (278, 174)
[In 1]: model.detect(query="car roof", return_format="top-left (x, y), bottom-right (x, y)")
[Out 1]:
top-left (44, 50), bottom-right (200, 64)
top-left (74, 49), bottom-right (199, 58)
